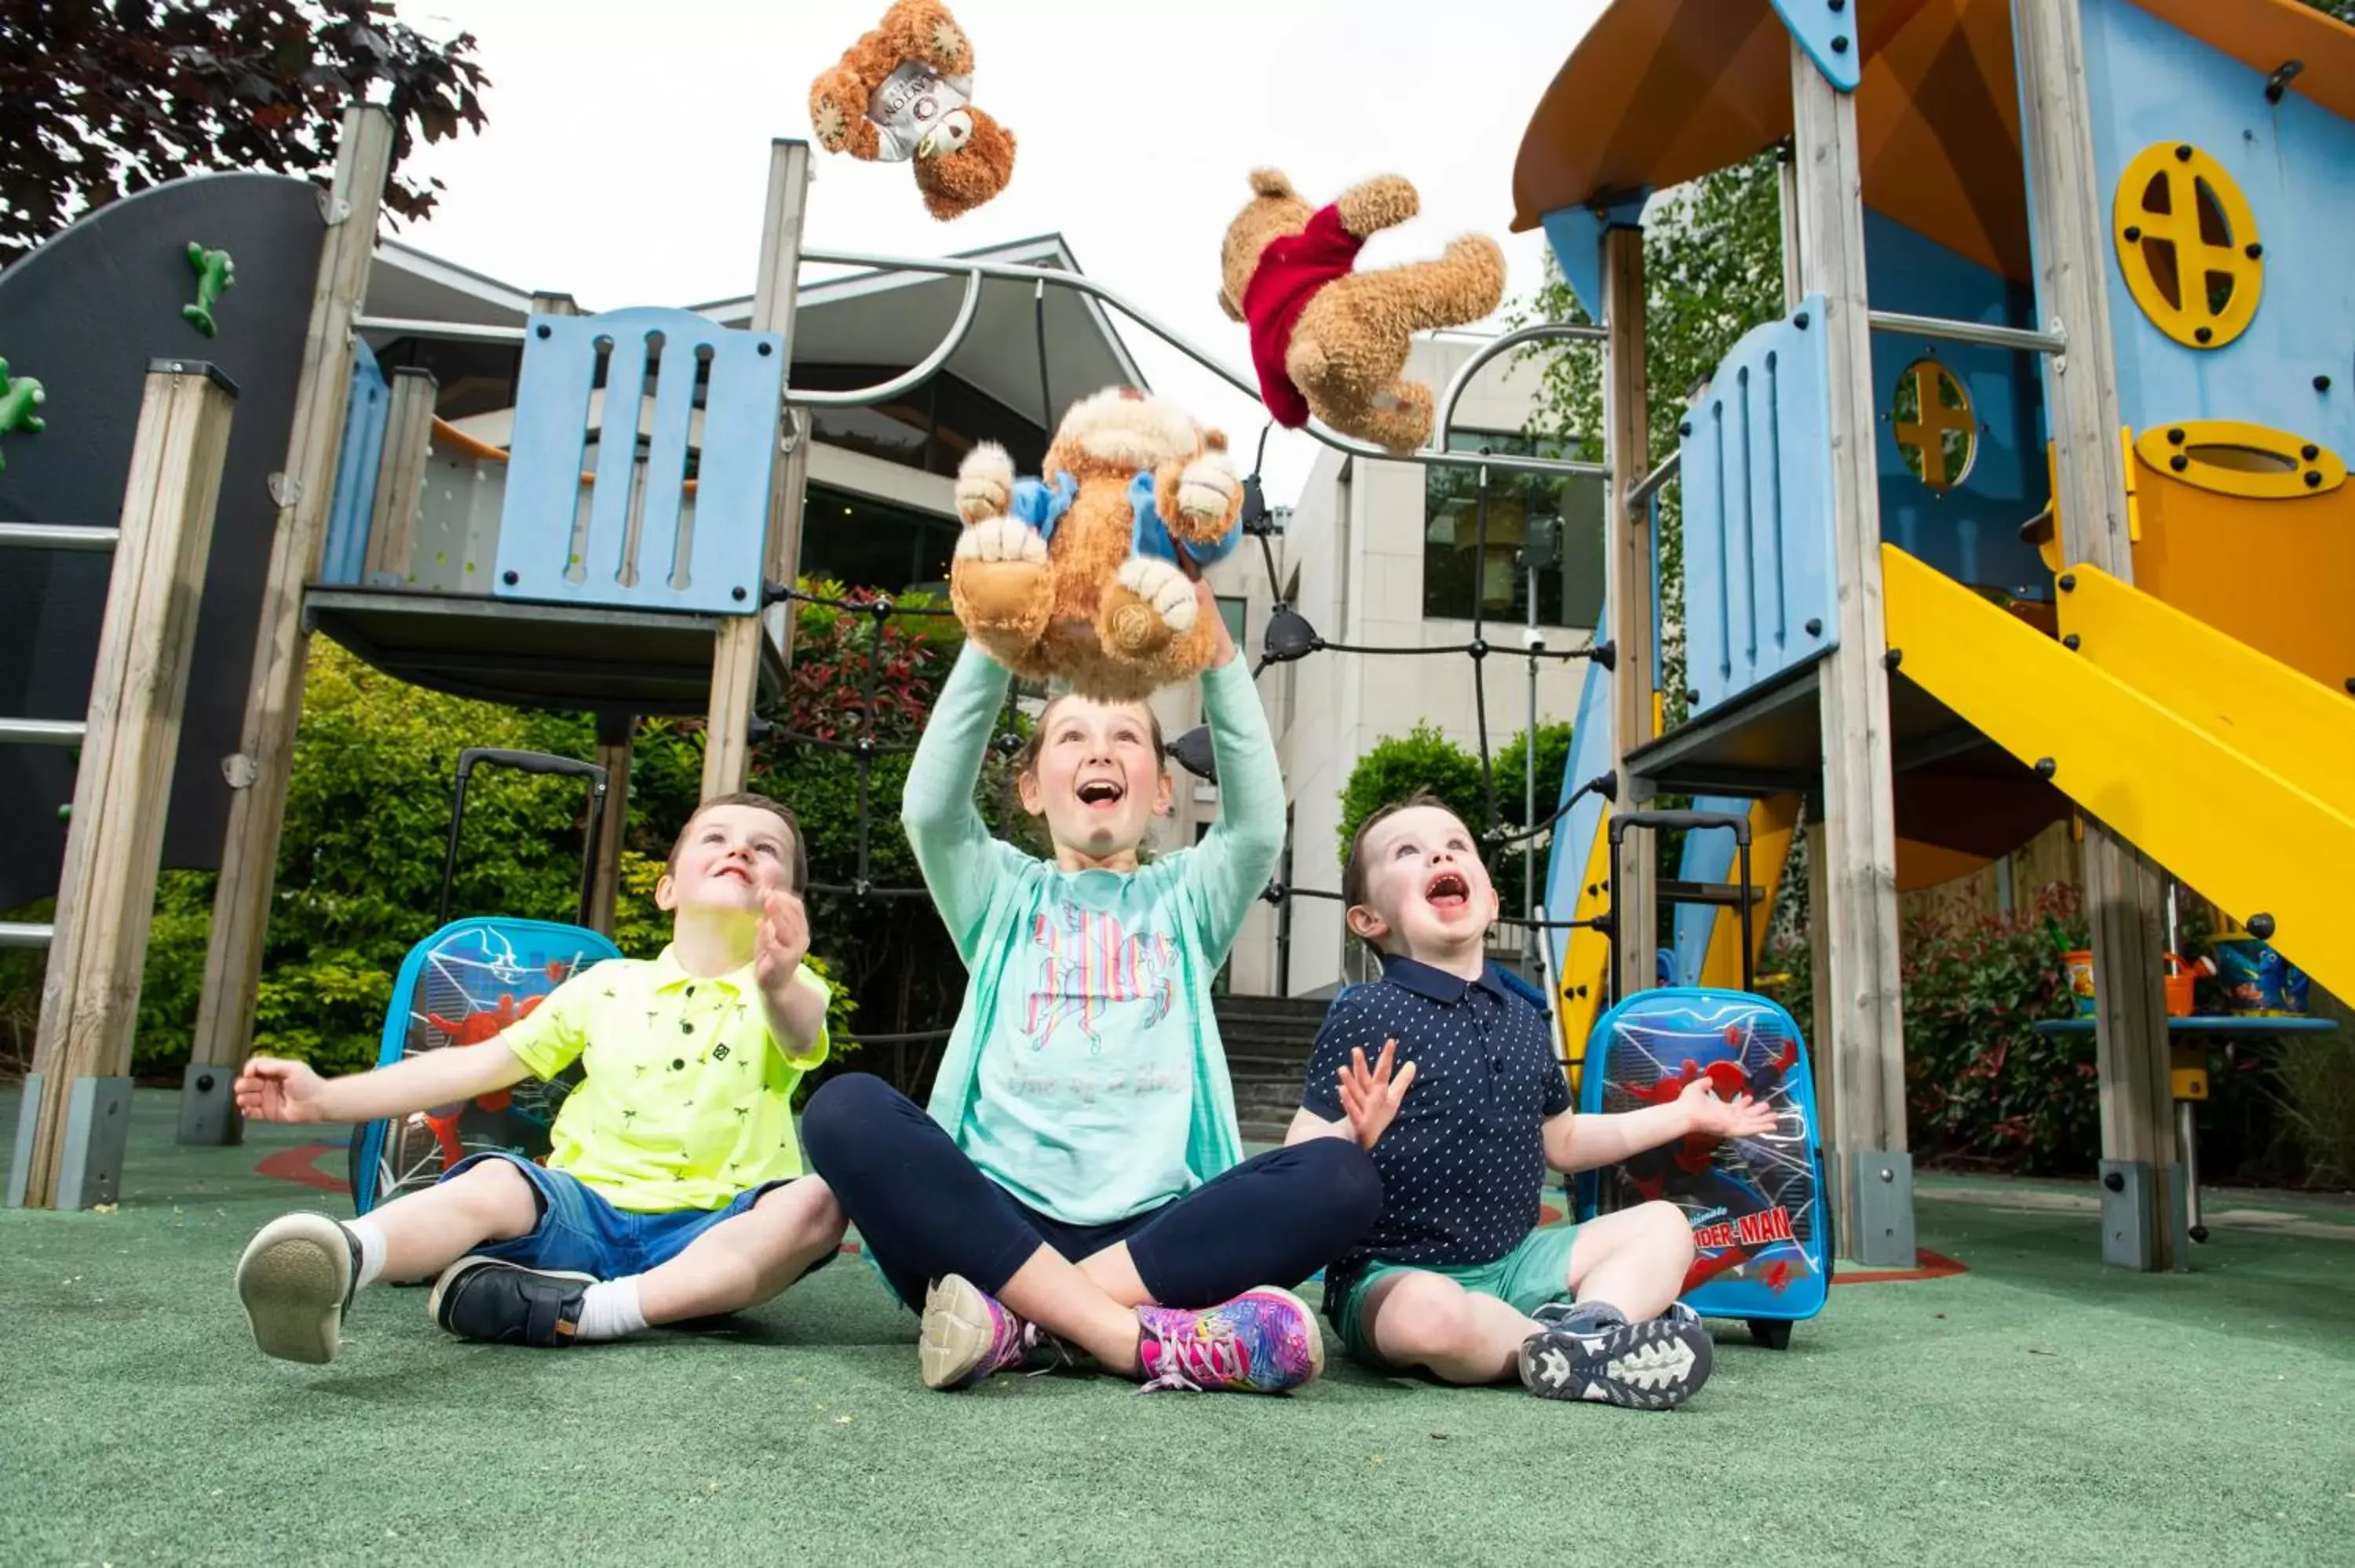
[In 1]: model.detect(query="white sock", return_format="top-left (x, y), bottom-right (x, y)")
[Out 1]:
top-left (574, 1277), bottom-right (648, 1342)
top-left (343, 1219), bottom-right (387, 1292)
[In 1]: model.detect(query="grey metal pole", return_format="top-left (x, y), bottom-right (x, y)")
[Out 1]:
top-left (1524, 564), bottom-right (1539, 969)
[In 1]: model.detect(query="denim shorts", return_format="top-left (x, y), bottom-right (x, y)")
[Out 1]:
top-left (442, 1151), bottom-right (827, 1281)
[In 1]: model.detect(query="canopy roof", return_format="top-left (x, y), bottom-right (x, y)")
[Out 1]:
top-left (1512, 0), bottom-right (2355, 285)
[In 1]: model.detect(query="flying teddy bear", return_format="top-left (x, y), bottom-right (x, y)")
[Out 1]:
top-left (1218, 169), bottom-right (1506, 454)
top-left (808, 0), bottom-right (1016, 221)
top-left (950, 388), bottom-right (1246, 702)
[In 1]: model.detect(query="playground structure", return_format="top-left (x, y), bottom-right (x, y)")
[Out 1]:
top-left (0, 1), bottom-right (2346, 1285)
top-left (1527, 0), bottom-right (2355, 1271)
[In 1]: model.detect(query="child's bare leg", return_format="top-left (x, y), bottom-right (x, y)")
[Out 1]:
top-left (1076, 1242), bottom-right (1150, 1307)
top-left (1362, 1271), bottom-right (1539, 1385)
top-left (995, 1245), bottom-right (1148, 1373)
top-left (634, 1179), bottom-right (845, 1324)
top-left (1564, 1201), bottom-right (1696, 1319)
top-left (368, 1158), bottom-right (541, 1280)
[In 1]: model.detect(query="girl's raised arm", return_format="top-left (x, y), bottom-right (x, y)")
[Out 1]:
top-left (905, 642), bottom-right (1024, 961)
top-left (1182, 645), bottom-right (1286, 960)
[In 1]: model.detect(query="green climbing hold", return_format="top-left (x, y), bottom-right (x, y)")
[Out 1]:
top-left (0, 356), bottom-right (45, 472)
top-left (183, 242), bottom-right (236, 337)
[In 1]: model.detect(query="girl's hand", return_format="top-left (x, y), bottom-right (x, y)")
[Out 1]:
top-left (1337, 1038), bottom-right (1417, 1150)
top-left (235, 1057), bottom-right (329, 1124)
top-left (755, 889), bottom-right (810, 998)
top-left (1678, 1079), bottom-right (1780, 1141)
top-left (1196, 578), bottom-right (1236, 667)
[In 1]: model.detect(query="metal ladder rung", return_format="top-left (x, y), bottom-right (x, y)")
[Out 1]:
top-left (0, 921), bottom-right (57, 950)
top-left (0, 717), bottom-right (86, 746)
top-left (0, 523), bottom-right (121, 552)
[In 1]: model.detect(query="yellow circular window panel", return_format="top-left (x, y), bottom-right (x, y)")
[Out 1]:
top-left (2133, 420), bottom-right (2346, 499)
top-left (1892, 358), bottom-right (1975, 490)
top-left (2113, 142), bottom-right (2263, 349)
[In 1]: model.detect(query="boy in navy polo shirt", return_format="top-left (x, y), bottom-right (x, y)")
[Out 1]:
top-left (1285, 794), bottom-right (1773, 1409)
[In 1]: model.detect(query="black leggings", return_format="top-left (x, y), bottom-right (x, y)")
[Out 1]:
top-left (801, 1072), bottom-right (1383, 1311)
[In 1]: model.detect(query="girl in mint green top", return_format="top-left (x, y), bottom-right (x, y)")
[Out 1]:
top-left (801, 582), bottom-right (1382, 1396)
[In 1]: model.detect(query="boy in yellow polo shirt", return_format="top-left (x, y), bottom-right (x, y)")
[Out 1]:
top-left (229, 793), bottom-right (846, 1362)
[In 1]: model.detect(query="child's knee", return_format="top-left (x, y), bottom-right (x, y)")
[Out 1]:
top-left (451, 1158), bottom-right (538, 1233)
top-left (1377, 1285), bottom-right (1478, 1359)
top-left (798, 1072), bottom-right (896, 1167)
top-left (1638, 1200), bottom-right (1696, 1264)
top-left (758, 1175), bottom-right (846, 1239)
top-left (1297, 1137), bottom-right (1384, 1234)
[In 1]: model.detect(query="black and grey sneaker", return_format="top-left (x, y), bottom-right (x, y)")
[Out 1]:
top-left (1518, 1304), bottom-right (1714, 1410)
top-left (236, 1212), bottom-right (363, 1364)
top-left (427, 1256), bottom-right (595, 1347)
top-left (1535, 1298), bottom-right (1704, 1329)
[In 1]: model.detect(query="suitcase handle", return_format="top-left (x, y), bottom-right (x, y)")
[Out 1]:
top-left (1603, 811), bottom-right (1756, 1004)
top-left (438, 750), bottom-right (611, 929)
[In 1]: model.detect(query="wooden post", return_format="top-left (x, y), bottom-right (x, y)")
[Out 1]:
top-left (363, 366), bottom-right (436, 584)
top-left (586, 709), bottom-right (632, 935)
top-left (9, 364), bottom-right (237, 1209)
top-left (704, 140), bottom-right (812, 800)
top-left (181, 104), bottom-right (392, 1146)
top-left (1790, 42), bottom-right (1914, 1267)
top-left (1601, 222), bottom-right (1656, 1000)
top-left (2013, 0), bottom-right (2178, 1270)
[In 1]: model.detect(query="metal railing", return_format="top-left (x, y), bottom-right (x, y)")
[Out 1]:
top-left (1867, 308), bottom-right (2066, 357)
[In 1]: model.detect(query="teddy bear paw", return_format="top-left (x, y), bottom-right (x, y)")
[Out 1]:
top-left (1174, 453), bottom-right (1240, 529)
top-left (931, 18), bottom-right (969, 68)
top-left (812, 95), bottom-right (850, 152)
top-left (1115, 557), bottom-right (1198, 634)
top-left (955, 516), bottom-right (1046, 566)
top-left (954, 443), bottom-right (1015, 522)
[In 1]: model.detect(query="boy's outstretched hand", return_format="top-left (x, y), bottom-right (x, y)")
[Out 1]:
top-left (236, 1057), bottom-right (328, 1124)
top-left (1337, 1037), bottom-right (1417, 1150)
top-left (1679, 1078), bottom-right (1780, 1141)
top-left (755, 888), bottom-right (810, 996)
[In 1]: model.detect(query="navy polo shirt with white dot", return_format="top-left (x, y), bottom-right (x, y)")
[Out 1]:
top-left (1301, 954), bottom-right (1572, 1319)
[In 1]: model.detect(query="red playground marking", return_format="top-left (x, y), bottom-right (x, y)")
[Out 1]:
top-left (257, 1143), bottom-right (350, 1195)
top-left (1832, 1249), bottom-right (1969, 1285)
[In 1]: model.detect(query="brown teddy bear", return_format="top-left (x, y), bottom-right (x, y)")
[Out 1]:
top-left (1218, 169), bottom-right (1506, 454)
top-left (809, 0), bottom-right (1016, 221)
top-left (950, 388), bottom-right (1247, 702)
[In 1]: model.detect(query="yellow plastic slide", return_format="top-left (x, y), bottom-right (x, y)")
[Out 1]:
top-left (1879, 544), bottom-right (2355, 1001)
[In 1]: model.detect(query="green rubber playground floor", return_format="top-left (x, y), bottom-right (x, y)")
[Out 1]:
top-left (4, 1088), bottom-right (2353, 1566)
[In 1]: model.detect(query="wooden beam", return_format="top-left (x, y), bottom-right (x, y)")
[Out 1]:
top-left (705, 140), bottom-right (812, 800)
top-left (1601, 222), bottom-right (1656, 1001)
top-left (587, 710), bottom-right (631, 935)
top-left (13, 365), bottom-right (237, 1207)
top-left (1790, 42), bottom-right (1913, 1265)
top-left (363, 366), bottom-right (436, 584)
top-left (182, 106), bottom-right (392, 1140)
top-left (2013, 0), bottom-right (2178, 1267)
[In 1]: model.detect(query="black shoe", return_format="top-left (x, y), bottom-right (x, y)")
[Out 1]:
top-left (428, 1256), bottom-right (595, 1347)
top-left (1518, 1310), bottom-right (1714, 1410)
top-left (237, 1212), bottom-right (363, 1364)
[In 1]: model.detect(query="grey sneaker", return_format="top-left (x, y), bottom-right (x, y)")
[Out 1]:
top-left (1518, 1304), bottom-right (1714, 1410)
top-left (236, 1212), bottom-right (361, 1364)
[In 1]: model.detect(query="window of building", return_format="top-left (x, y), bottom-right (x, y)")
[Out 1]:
top-left (789, 365), bottom-right (1046, 478)
top-left (1215, 594), bottom-right (1247, 653)
top-left (1422, 430), bottom-right (1605, 628)
top-left (798, 482), bottom-right (962, 594)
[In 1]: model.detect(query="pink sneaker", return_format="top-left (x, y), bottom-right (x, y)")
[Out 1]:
top-left (920, 1274), bottom-right (1063, 1390)
top-left (1134, 1286), bottom-right (1325, 1395)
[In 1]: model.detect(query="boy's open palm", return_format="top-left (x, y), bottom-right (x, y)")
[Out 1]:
top-left (756, 889), bottom-right (810, 994)
top-left (1337, 1037), bottom-right (1416, 1150)
top-left (235, 1057), bottom-right (326, 1124)
top-left (1679, 1078), bottom-right (1780, 1141)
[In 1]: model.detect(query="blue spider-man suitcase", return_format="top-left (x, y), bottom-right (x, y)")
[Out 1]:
top-left (346, 749), bottom-right (620, 1215)
top-left (1570, 811), bottom-right (1831, 1348)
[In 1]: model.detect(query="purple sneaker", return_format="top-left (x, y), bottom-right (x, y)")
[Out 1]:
top-left (920, 1274), bottom-right (1064, 1390)
top-left (1134, 1285), bottom-right (1324, 1395)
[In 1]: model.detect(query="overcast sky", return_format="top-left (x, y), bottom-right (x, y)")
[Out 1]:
top-left (393, 0), bottom-right (1609, 501)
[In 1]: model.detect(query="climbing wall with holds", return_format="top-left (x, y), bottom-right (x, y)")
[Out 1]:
top-left (0, 172), bottom-right (323, 909)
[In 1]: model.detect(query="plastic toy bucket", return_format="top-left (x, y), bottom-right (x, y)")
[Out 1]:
top-left (2211, 935), bottom-right (2309, 1016)
top-left (2162, 953), bottom-right (2200, 1018)
top-left (2063, 950), bottom-right (2098, 1016)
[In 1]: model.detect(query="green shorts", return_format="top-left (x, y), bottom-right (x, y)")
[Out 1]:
top-left (1335, 1222), bottom-right (1583, 1366)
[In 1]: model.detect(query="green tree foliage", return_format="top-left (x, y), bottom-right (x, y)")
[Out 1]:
top-left (1337, 723), bottom-right (1574, 919)
top-left (0, 0), bottom-right (488, 264)
top-left (1493, 721), bottom-right (1573, 830)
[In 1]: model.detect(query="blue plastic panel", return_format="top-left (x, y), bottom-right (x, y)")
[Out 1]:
top-left (1771, 0), bottom-right (1861, 92)
top-left (316, 338), bottom-right (388, 586)
top-left (1536, 191), bottom-right (1649, 322)
top-left (1540, 647), bottom-right (1619, 988)
top-left (1678, 296), bottom-right (1840, 714)
top-left (495, 308), bottom-right (785, 614)
top-left (1864, 213), bottom-right (2053, 600)
top-left (1575, 986), bottom-right (1831, 1324)
top-left (2076, 0), bottom-right (2354, 459)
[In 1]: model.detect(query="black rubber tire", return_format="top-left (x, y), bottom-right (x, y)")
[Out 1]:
top-left (1748, 1318), bottom-right (1795, 1350)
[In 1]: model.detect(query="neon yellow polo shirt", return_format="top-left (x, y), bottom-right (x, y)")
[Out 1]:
top-left (498, 947), bottom-right (830, 1212)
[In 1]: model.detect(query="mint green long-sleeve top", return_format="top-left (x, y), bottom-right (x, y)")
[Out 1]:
top-left (902, 646), bottom-right (1286, 1225)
